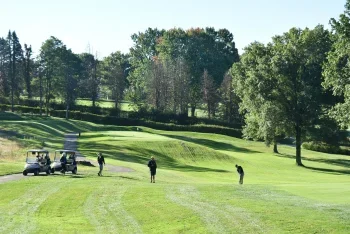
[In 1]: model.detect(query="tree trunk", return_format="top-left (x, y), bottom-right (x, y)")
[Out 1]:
top-left (295, 125), bottom-right (303, 166)
top-left (39, 73), bottom-right (43, 116)
top-left (11, 49), bottom-right (15, 112)
top-left (65, 104), bottom-right (69, 120)
top-left (92, 98), bottom-right (96, 108)
top-left (207, 103), bottom-right (211, 119)
top-left (46, 81), bottom-right (49, 116)
top-left (273, 143), bottom-right (279, 154)
top-left (11, 87), bottom-right (14, 112)
top-left (191, 106), bottom-right (196, 117)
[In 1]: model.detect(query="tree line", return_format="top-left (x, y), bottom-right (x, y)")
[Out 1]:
top-left (0, 27), bottom-right (240, 121)
top-left (1, 1), bottom-right (350, 165)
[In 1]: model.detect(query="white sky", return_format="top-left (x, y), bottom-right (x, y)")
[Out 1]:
top-left (0, 0), bottom-right (346, 58)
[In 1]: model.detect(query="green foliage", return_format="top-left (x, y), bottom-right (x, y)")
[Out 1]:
top-left (302, 141), bottom-right (350, 155)
top-left (100, 52), bottom-right (130, 111)
top-left (232, 26), bottom-right (333, 165)
top-left (128, 27), bottom-right (239, 117)
top-left (323, 2), bottom-right (350, 128)
top-left (305, 114), bottom-right (348, 146)
top-left (0, 104), bottom-right (41, 114)
top-left (231, 42), bottom-right (288, 151)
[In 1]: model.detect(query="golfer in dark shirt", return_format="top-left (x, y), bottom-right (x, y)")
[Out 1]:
top-left (97, 153), bottom-right (105, 176)
top-left (235, 164), bottom-right (244, 184)
top-left (148, 156), bottom-right (157, 183)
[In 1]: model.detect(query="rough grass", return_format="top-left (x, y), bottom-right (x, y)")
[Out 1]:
top-left (0, 113), bottom-right (349, 233)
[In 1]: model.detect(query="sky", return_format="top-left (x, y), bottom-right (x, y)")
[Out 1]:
top-left (0, 0), bottom-right (346, 58)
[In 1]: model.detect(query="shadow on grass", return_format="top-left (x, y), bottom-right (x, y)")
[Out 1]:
top-left (303, 165), bottom-right (350, 175)
top-left (276, 153), bottom-right (350, 176)
top-left (119, 176), bottom-right (140, 181)
top-left (0, 112), bottom-right (23, 120)
top-left (68, 174), bottom-right (114, 178)
top-left (80, 134), bottom-right (130, 139)
top-left (159, 134), bottom-right (260, 154)
top-left (79, 143), bottom-right (230, 173)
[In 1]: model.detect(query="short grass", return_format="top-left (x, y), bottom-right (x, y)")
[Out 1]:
top-left (76, 99), bottom-right (134, 111)
top-left (0, 113), bottom-right (349, 233)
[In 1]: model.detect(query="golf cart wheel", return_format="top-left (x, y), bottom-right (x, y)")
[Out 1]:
top-left (72, 168), bottom-right (77, 174)
top-left (23, 170), bottom-right (28, 176)
top-left (34, 170), bottom-right (39, 176)
top-left (46, 169), bottom-right (50, 175)
top-left (51, 168), bottom-right (55, 174)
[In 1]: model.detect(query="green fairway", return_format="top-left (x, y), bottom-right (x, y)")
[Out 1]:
top-left (0, 113), bottom-right (349, 233)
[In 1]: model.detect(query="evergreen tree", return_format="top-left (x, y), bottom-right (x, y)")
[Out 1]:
top-left (23, 44), bottom-right (32, 98)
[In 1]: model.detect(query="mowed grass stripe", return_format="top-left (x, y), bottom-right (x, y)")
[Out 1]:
top-left (0, 179), bottom-right (65, 233)
top-left (123, 185), bottom-right (207, 233)
top-left (84, 184), bottom-right (142, 234)
top-left (34, 179), bottom-right (95, 233)
top-left (166, 185), bottom-right (268, 234)
top-left (201, 184), bottom-right (350, 233)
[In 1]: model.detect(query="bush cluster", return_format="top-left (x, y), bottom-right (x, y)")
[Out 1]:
top-left (50, 110), bottom-right (242, 138)
top-left (302, 141), bottom-right (350, 155)
top-left (0, 104), bottom-right (41, 114)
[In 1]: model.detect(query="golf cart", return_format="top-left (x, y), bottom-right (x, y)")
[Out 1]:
top-left (23, 149), bottom-right (51, 176)
top-left (51, 150), bottom-right (77, 174)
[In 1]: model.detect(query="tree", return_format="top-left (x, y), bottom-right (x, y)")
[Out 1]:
top-left (171, 57), bottom-right (191, 115)
top-left (231, 42), bottom-right (289, 153)
top-left (39, 37), bottom-right (65, 115)
top-left (0, 37), bottom-right (10, 98)
top-left (201, 70), bottom-right (219, 118)
top-left (127, 28), bottom-right (165, 109)
top-left (232, 26), bottom-right (332, 165)
top-left (79, 53), bottom-right (100, 108)
top-left (156, 27), bottom-right (239, 116)
top-left (323, 0), bottom-right (350, 128)
top-left (7, 31), bottom-right (23, 111)
top-left (271, 26), bottom-right (332, 165)
top-left (219, 72), bottom-right (240, 123)
top-left (101, 52), bottom-right (129, 112)
top-left (59, 46), bottom-right (80, 119)
top-left (23, 44), bottom-right (33, 98)
top-left (144, 59), bottom-right (172, 112)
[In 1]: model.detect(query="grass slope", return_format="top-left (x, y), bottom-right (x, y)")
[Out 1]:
top-left (0, 113), bottom-right (349, 233)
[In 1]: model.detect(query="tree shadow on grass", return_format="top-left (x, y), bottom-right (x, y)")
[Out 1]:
top-left (275, 153), bottom-right (350, 176)
top-left (79, 143), bottom-right (231, 173)
top-left (80, 134), bottom-right (130, 139)
top-left (303, 165), bottom-right (350, 175)
top-left (158, 134), bottom-right (260, 153)
top-left (47, 119), bottom-right (134, 133)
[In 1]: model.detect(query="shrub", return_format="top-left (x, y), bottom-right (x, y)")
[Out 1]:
top-left (302, 141), bottom-right (350, 155)
top-left (0, 104), bottom-right (42, 114)
top-left (50, 110), bottom-right (242, 138)
top-left (0, 96), bottom-right (10, 105)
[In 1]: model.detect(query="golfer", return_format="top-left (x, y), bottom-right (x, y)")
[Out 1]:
top-left (60, 153), bottom-right (67, 173)
top-left (148, 156), bottom-right (157, 183)
top-left (235, 164), bottom-right (244, 184)
top-left (97, 153), bottom-right (105, 176)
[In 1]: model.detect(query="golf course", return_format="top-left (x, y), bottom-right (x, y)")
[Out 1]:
top-left (0, 112), bottom-right (349, 233)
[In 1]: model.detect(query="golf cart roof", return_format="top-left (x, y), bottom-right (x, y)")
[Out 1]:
top-left (27, 149), bottom-right (49, 153)
top-left (55, 150), bottom-right (76, 153)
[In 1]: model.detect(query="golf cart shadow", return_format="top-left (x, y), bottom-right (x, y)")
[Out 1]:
top-left (77, 161), bottom-right (95, 167)
top-left (68, 174), bottom-right (113, 179)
